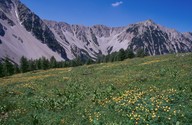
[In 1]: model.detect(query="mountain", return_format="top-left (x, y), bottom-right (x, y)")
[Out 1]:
top-left (0, 0), bottom-right (67, 63)
top-left (45, 19), bottom-right (192, 59)
top-left (0, 0), bottom-right (192, 63)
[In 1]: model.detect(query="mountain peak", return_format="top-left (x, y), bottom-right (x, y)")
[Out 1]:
top-left (134, 19), bottom-right (157, 27)
top-left (143, 19), bottom-right (156, 26)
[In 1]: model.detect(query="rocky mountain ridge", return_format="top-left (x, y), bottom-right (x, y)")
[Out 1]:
top-left (45, 19), bottom-right (192, 58)
top-left (0, 0), bottom-right (191, 63)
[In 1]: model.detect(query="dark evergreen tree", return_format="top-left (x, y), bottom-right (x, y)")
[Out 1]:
top-left (86, 58), bottom-right (94, 65)
top-left (0, 62), bottom-right (3, 77)
top-left (76, 57), bottom-right (83, 66)
top-left (96, 55), bottom-right (102, 64)
top-left (60, 61), bottom-right (66, 68)
top-left (20, 56), bottom-right (29, 73)
top-left (2, 58), bottom-right (14, 76)
top-left (36, 58), bottom-right (42, 70)
top-left (57, 61), bottom-right (63, 68)
top-left (62, 61), bottom-right (69, 68)
top-left (109, 53), bottom-right (114, 62)
top-left (14, 65), bottom-right (20, 74)
top-left (103, 55), bottom-right (110, 63)
top-left (118, 49), bottom-right (126, 61)
top-left (50, 56), bottom-right (57, 68)
top-left (28, 59), bottom-right (36, 71)
top-left (136, 48), bottom-right (146, 58)
top-left (2, 61), bottom-right (8, 76)
top-left (126, 49), bottom-right (135, 59)
top-left (41, 57), bottom-right (50, 70)
top-left (113, 52), bottom-right (120, 62)
top-left (69, 60), bottom-right (77, 67)
top-left (97, 55), bottom-right (105, 63)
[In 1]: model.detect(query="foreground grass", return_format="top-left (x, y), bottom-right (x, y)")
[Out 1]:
top-left (0, 53), bottom-right (192, 125)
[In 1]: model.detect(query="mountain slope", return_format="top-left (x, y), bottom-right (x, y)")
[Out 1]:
top-left (0, 0), bottom-right (67, 63)
top-left (45, 19), bottom-right (192, 59)
top-left (0, 0), bottom-right (191, 63)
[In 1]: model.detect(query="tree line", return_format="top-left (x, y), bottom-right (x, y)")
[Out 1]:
top-left (96, 48), bottom-right (145, 63)
top-left (0, 48), bottom-right (146, 78)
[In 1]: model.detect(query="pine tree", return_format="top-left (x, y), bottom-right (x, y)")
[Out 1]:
top-left (0, 62), bottom-right (3, 77)
top-left (118, 49), bottom-right (126, 61)
top-left (62, 61), bottom-right (69, 68)
top-left (103, 55), bottom-right (109, 63)
top-left (126, 49), bottom-right (135, 59)
top-left (28, 59), bottom-right (36, 71)
top-left (86, 58), bottom-right (94, 65)
top-left (8, 58), bottom-right (14, 75)
top-left (75, 57), bottom-right (83, 66)
top-left (41, 57), bottom-right (50, 70)
top-left (109, 52), bottom-right (116, 62)
top-left (69, 59), bottom-right (76, 67)
top-left (57, 61), bottom-right (63, 68)
top-left (96, 56), bottom-right (102, 64)
top-left (99, 55), bottom-right (105, 63)
top-left (36, 58), bottom-right (42, 70)
top-left (50, 56), bottom-right (57, 68)
top-left (2, 58), bottom-right (14, 76)
top-left (14, 65), bottom-right (20, 74)
top-left (20, 56), bottom-right (29, 73)
top-left (136, 48), bottom-right (146, 58)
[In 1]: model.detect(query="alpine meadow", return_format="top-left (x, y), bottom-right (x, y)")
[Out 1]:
top-left (0, 0), bottom-right (192, 124)
top-left (0, 53), bottom-right (192, 124)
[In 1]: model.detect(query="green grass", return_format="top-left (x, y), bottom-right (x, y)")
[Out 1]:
top-left (0, 53), bottom-right (192, 125)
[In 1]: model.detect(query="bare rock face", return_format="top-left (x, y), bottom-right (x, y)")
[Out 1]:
top-left (44, 19), bottom-right (192, 58)
top-left (0, 23), bottom-right (5, 36)
top-left (122, 20), bottom-right (192, 55)
top-left (0, 0), bottom-right (14, 12)
top-left (183, 32), bottom-right (192, 41)
top-left (0, 0), bottom-right (67, 63)
top-left (0, 0), bottom-right (191, 63)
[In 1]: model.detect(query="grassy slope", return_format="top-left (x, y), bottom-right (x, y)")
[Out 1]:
top-left (0, 53), bottom-right (192, 125)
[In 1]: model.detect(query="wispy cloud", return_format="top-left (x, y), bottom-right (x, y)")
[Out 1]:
top-left (112, 1), bottom-right (123, 7)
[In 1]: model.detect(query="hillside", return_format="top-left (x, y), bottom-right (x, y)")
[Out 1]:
top-left (0, 53), bottom-right (192, 124)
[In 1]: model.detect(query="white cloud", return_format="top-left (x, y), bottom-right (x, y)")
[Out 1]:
top-left (112, 1), bottom-right (123, 7)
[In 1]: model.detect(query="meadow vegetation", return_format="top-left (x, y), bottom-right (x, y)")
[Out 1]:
top-left (0, 53), bottom-right (192, 124)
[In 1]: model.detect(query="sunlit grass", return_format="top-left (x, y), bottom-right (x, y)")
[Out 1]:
top-left (0, 53), bottom-right (192, 124)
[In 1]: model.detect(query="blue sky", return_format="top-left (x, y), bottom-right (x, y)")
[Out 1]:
top-left (20, 0), bottom-right (192, 32)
